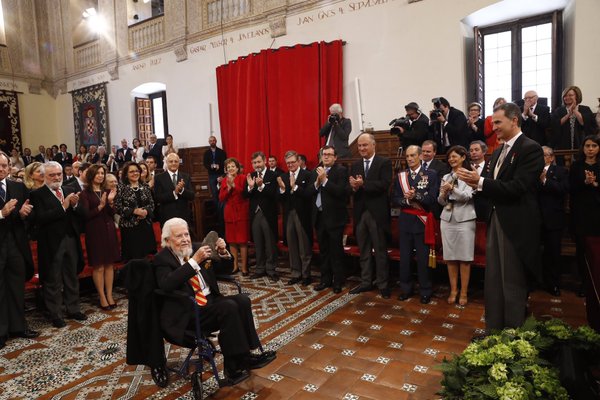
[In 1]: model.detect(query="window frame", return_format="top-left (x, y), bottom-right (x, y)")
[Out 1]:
top-left (474, 11), bottom-right (563, 113)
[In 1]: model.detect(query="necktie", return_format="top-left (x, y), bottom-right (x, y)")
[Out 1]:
top-left (494, 144), bottom-right (509, 179)
top-left (55, 189), bottom-right (64, 202)
top-left (0, 181), bottom-right (5, 202)
top-left (410, 171), bottom-right (417, 180)
top-left (473, 164), bottom-right (479, 171)
top-left (172, 173), bottom-right (177, 185)
top-left (189, 275), bottom-right (208, 307)
top-left (364, 159), bottom-right (370, 176)
top-left (258, 171), bottom-right (262, 179)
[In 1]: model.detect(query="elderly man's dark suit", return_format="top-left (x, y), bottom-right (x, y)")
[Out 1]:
top-left (0, 180), bottom-right (34, 339)
top-left (154, 170), bottom-right (195, 225)
top-left (538, 164), bottom-right (569, 290)
top-left (479, 133), bottom-right (544, 331)
top-left (521, 104), bottom-right (551, 146)
top-left (30, 185), bottom-right (84, 320)
top-left (243, 169), bottom-right (278, 276)
top-left (307, 163), bottom-right (350, 288)
top-left (392, 168), bottom-right (439, 297)
top-left (153, 247), bottom-right (259, 368)
top-left (350, 155), bottom-right (392, 291)
top-left (320, 117), bottom-right (352, 158)
top-left (279, 168), bottom-right (313, 280)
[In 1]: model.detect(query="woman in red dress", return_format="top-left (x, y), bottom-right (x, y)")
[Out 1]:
top-left (219, 157), bottom-right (250, 275)
top-left (80, 164), bottom-right (120, 310)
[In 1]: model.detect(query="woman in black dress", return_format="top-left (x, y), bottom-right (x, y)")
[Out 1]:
top-left (569, 135), bottom-right (600, 296)
top-left (80, 164), bottom-right (120, 309)
top-left (115, 162), bottom-right (157, 261)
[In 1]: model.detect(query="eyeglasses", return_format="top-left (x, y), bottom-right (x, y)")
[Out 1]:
top-left (322, 153), bottom-right (335, 157)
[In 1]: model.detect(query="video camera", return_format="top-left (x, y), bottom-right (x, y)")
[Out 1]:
top-left (430, 97), bottom-right (443, 120)
top-left (389, 117), bottom-right (411, 135)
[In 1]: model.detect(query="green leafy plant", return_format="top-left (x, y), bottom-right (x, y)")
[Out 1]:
top-left (437, 318), bottom-right (600, 399)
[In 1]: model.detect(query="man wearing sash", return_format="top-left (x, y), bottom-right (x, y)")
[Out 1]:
top-left (393, 145), bottom-right (439, 304)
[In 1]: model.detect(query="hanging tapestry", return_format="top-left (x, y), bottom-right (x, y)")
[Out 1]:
top-left (71, 83), bottom-right (109, 149)
top-left (0, 90), bottom-right (22, 153)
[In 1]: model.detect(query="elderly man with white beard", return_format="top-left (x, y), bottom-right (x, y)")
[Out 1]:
top-left (153, 218), bottom-right (275, 385)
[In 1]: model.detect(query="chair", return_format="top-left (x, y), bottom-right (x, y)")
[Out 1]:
top-left (154, 273), bottom-right (270, 399)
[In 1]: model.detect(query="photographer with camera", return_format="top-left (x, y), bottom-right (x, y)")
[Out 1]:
top-left (319, 104), bottom-right (352, 158)
top-left (428, 97), bottom-right (470, 154)
top-left (390, 102), bottom-right (429, 148)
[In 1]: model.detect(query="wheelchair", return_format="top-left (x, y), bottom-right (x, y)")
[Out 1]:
top-left (126, 259), bottom-right (273, 399)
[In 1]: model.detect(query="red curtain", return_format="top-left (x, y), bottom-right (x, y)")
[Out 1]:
top-left (216, 40), bottom-right (343, 171)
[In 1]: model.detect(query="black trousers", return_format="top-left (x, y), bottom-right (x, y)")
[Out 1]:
top-left (315, 214), bottom-right (345, 286)
top-left (0, 233), bottom-right (27, 336)
top-left (541, 227), bottom-right (562, 288)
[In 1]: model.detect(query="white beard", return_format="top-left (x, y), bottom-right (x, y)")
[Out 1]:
top-left (172, 246), bottom-right (193, 260)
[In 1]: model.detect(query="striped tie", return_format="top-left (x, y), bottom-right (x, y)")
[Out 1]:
top-left (189, 274), bottom-right (208, 307)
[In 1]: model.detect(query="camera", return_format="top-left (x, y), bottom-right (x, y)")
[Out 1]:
top-left (328, 114), bottom-right (340, 124)
top-left (430, 109), bottom-right (443, 120)
top-left (389, 117), bottom-right (411, 135)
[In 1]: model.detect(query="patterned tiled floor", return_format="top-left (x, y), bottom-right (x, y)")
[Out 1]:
top-left (0, 269), bottom-right (588, 400)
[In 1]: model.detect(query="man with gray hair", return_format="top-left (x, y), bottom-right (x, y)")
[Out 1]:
top-left (154, 218), bottom-right (275, 385)
top-left (30, 161), bottom-right (86, 328)
top-left (319, 103), bottom-right (352, 158)
top-left (349, 133), bottom-right (392, 298)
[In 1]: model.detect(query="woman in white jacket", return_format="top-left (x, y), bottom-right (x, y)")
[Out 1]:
top-left (438, 145), bottom-right (477, 306)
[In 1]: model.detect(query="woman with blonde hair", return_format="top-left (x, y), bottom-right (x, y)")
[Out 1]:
top-left (23, 162), bottom-right (44, 190)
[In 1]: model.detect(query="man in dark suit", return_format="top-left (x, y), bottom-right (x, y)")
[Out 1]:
top-left (203, 136), bottom-right (227, 205)
top-left (0, 152), bottom-right (39, 348)
top-left (154, 153), bottom-right (195, 226)
top-left (34, 145), bottom-right (46, 162)
top-left (458, 102), bottom-right (544, 333)
top-left (277, 151), bottom-right (313, 286)
top-left (143, 134), bottom-right (165, 165)
top-left (469, 141), bottom-right (491, 221)
top-left (22, 148), bottom-right (34, 167)
top-left (243, 152), bottom-right (279, 281)
top-left (307, 146), bottom-right (350, 293)
top-left (30, 161), bottom-right (87, 328)
top-left (538, 146), bottom-right (569, 296)
top-left (521, 90), bottom-right (551, 146)
top-left (429, 97), bottom-right (470, 153)
top-left (421, 140), bottom-right (450, 178)
top-left (116, 139), bottom-right (134, 168)
top-left (154, 218), bottom-right (275, 384)
top-left (349, 133), bottom-right (392, 298)
top-left (319, 103), bottom-right (352, 158)
top-left (53, 143), bottom-right (73, 167)
top-left (392, 145), bottom-right (439, 304)
top-left (267, 156), bottom-right (285, 177)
